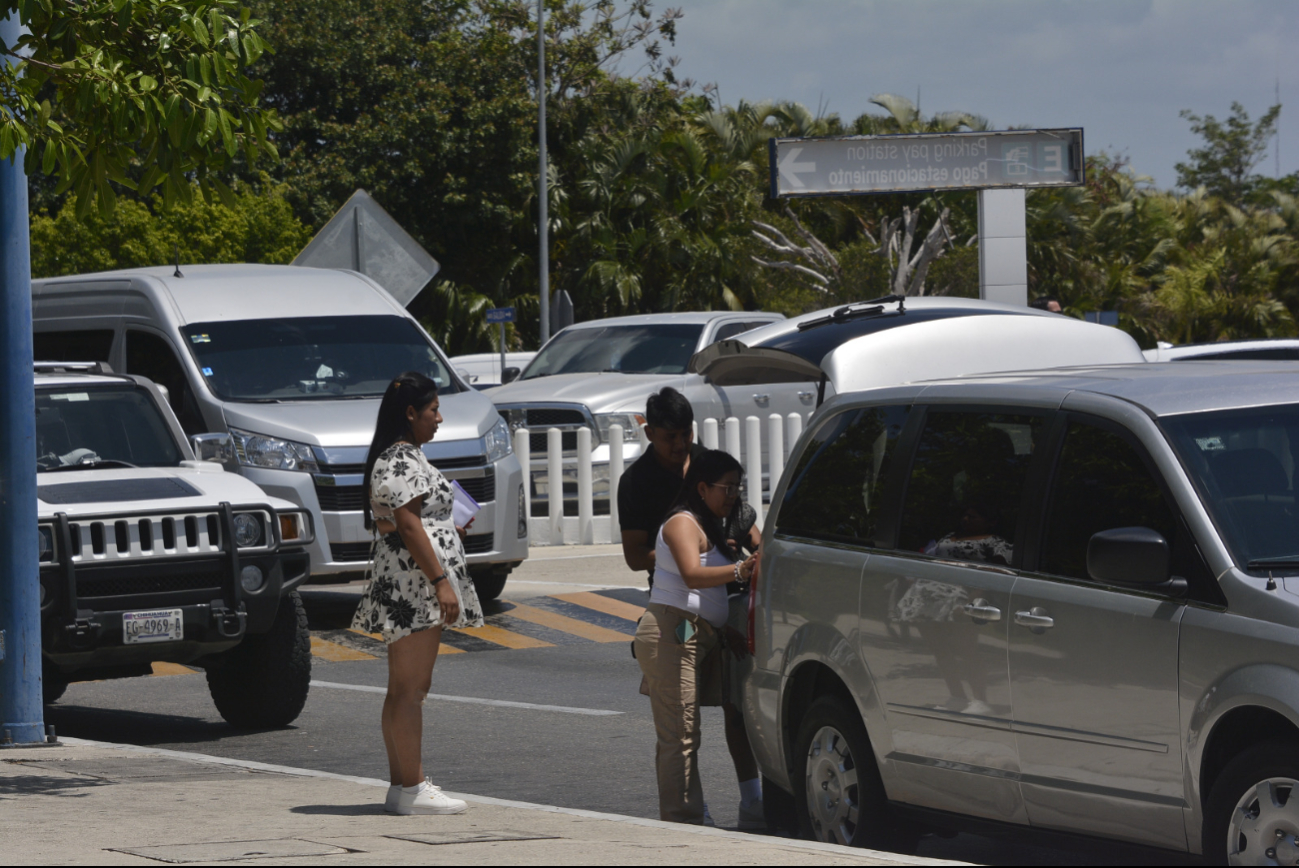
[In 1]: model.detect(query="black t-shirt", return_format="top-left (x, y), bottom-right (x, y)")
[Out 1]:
top-left (617, 443), bottom-right (708, 539)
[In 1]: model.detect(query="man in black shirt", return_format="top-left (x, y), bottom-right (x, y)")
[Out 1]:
top-left (618, 388), bottom-right (706, 576)
top-left (618, 386), bottom-right (764, 828)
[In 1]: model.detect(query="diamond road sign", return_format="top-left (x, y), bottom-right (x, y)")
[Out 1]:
top-left (769, 128), bottom-right (1084, 198)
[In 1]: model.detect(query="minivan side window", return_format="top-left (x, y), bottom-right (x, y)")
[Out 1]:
top-left (1041, 420), bottom-right (1175, 581)
top-left (34, 329), bottom-right (114, 363)
top-left (124, 330), bottom-right (205, 436)
top-left (775, 404), bottom-right (909, 546)
top-left (897, 410), bottom-right (1045, 566)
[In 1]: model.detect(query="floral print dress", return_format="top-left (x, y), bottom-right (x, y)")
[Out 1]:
top-left (351, 443), bottom-right (484, 643)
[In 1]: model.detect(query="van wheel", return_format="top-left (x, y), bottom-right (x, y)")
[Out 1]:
top-left (206, 592), bottom-right (311, 729)
top-left (470, 567), bottom-right (509, 603)
top-left (793, 695), bottom-right (919, 853)
top-left (1204, 740), bottom-right (1299, 865)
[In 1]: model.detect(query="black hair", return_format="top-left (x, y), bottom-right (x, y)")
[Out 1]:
top-left (363, 371), bottom-right (439, 530)
top-left (666, 448), bottom-right (743, 562)
top-left (645, 386), bottom-right (694, 431)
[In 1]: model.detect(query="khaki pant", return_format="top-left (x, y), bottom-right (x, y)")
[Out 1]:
top-left (634, 602), bottom-right (725, 824)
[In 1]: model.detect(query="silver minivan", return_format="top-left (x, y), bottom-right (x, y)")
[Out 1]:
top-left (747, 362), bottom-right (1299, 863)
top-left (31, 264), bottom-right (527, 599)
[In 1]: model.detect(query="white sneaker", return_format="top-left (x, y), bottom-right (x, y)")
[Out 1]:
top-left (384, 785), bottom-right (401, 814)
top-left (962, 699), bottom-right (994, 716)
top-left (737, 798), bottom-right (765, 831)
top-left (394, 780), bottom-right (468, 816)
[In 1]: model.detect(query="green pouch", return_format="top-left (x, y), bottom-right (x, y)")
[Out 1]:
top-left (675, 619), bottom-right (697, 644)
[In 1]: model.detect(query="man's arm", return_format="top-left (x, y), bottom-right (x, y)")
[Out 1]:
top-left (621, 529), bottom-right (655, 572)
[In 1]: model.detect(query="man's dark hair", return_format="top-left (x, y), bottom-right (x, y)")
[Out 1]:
top-left (645, 386), bottom-right (693, 431)
top-left (1029, 296), bottom-right (1060, 311)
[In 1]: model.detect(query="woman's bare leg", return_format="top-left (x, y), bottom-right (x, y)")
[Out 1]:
top-left (382, 626), bottom-right (443, 788)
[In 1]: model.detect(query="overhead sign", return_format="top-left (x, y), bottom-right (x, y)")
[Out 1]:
top-left (485, 306), bottom-right (516, 324)
top-left (769, 128), bottom-right (1084, 198)
top-left (292, 189), bottom-right (440, 307)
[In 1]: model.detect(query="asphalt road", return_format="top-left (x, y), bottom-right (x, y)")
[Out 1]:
top-left (44, 545), bottom-right (1193, 866)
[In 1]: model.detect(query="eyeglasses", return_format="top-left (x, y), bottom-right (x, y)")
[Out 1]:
top-left (707, 482), bottom-right (741, 497)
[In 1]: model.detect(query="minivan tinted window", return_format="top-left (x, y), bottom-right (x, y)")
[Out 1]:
top-left (775, 405), bottom-right (909, 546)
top-left (1041, 420), bottom-right (1174, 580)
top-left (897, 410), bottom-right (1044, 566)
top-left (34, 329), bottom-right (114, 363)
top-left (1163, 405), bottom-right (1299, 570)
top-left (181, 316), bottom-right (459, 401)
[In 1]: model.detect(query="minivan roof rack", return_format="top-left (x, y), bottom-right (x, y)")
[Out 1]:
top-left (34, 361), bottom-right (115, 375)
top-left (797, 294), bottom-right (906, 331)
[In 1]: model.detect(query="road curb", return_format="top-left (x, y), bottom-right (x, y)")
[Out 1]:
top-left (58, 736), bottom-right (970, 865)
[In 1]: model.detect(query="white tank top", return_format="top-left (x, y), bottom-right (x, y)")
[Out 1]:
top-left (650, 512), bottom-right (732, 628)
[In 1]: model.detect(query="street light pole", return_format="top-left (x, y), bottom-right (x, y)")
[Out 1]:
top-left (0, 12), bottom-right (44, 746)
top-left (537, 0), bottom-right (549, 346)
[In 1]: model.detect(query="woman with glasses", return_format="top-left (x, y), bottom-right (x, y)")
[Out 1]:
top-left (633, 448), bottom-right (759, 825)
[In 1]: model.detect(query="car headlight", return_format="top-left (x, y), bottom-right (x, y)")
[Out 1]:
top-left (233, 513), bottom-right (264, 547)
top-left (229, 428), bottom-right (319, 472)
top-left (483, 417), bottom-right (513, 462)
top-left (277, 510), bottom-right (314, 545)
top-left (595, 413), bottom-right (645, 444)
top-left (38, 525), bottom-right (54, 562)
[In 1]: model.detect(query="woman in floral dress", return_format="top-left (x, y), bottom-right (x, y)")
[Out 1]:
top-left (351, 372), bottom-right (483, 816)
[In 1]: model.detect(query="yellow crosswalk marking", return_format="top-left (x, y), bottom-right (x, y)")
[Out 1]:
top-left (346, 627), bottom-right (465, 653)
top-left (150, 662), bottom-right (195, 676)
top-left (552, 592), bottom-right (645, 623)
top-left (311, 636), bottom-right (376, 661)
top-left (452, 624), bottom-right (553, 649)
top-left (503, 601), bottom-right (632, 643)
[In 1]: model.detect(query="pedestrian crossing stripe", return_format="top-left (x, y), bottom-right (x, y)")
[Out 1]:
top-left (311, 591), bottom-right (646, 658)
top-left (310, 636), bottom-right (375, 661)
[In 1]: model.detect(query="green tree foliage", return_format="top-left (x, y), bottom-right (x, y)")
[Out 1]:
top-left (1175, 102), bottom-right (1281, 206)
top-left (1, 0), bottom-right (281, 217)
top-left (29, 180), bottom-right (308, 276)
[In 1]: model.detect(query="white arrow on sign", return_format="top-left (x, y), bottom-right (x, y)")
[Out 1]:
top-left (778, 147), bottom-right (816, 189)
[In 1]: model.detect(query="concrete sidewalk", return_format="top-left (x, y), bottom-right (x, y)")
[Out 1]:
top-left (0, 738), bottom-right (968, 866)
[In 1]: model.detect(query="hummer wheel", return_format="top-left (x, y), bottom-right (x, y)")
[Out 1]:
top-left (206, 591), bottom-right (311, 729)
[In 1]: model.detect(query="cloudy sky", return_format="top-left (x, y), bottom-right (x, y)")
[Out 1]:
top-left (649, 0), bottom-right (1298, 189)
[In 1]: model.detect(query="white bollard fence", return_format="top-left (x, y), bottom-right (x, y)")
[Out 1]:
top-left (526, 410), bottom-right (813, 546)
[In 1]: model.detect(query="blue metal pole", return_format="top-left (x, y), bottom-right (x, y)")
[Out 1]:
top-left (0, 12), bottom-right (43, 745)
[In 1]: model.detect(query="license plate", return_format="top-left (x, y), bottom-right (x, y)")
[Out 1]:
top-left (123, 609), bottom-right (184, 644)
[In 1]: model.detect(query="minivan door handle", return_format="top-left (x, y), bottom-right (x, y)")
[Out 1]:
top-left (1014, 607), bottom-right (1054, 633)
top-left (753, 393), bottom-right (770, 405)
top-left (797, 390), bottom-right (815, 401)
top-left (961, 599), bottom-right (1002, 624)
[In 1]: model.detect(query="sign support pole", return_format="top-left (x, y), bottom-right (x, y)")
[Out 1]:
top-left (536, 0), bottom-right (549, 345)
top-left (977, 188), bottom-right (1028, 306)
top-left (0, 13), bottom-right (44, 746)
top-left (499, 321), bottom-right (506, 381)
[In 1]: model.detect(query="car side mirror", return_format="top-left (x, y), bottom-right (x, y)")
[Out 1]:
top-left (191, 432), bottom-right (235, 463)
top-left (1087, 527), bottom-right (1169, 585)
top-left (501, 367), bottom-right (521, 384)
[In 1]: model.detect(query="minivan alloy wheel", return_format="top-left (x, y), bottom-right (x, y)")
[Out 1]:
top-left (805, 725), bottom-right (860, 845)
top-left (1227, 777), bottom-right (1299, 865)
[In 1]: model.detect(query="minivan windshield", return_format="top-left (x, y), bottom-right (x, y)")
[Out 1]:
top-left (1163, 405), bottom-right (1299, 571)
top-left (181, 316), bottom-right (459, 401)
top-left (522, 324), bottom-right (704, 379)
top-left (36, 385), bottom-right (181, 470)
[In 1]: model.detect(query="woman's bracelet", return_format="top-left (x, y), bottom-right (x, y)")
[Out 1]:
top-left (430, 573), bottom-right (447, 586)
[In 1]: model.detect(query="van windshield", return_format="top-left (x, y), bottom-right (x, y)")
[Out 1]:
top-left (1163, 405), bottom-right (1299, 571)
top-left (36, 385), bottom-right (181, 470)
top-left (522, 324), bottom-right (704, 379)
top-left (181, 316), bottom-right (459, 401)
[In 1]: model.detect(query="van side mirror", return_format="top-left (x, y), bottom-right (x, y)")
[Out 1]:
top-left (191, 433), bottom-right (235, 463)
top-left (1087, 527), bottom-right (1169, 585)
top-left (501, 367), bottom-right (521, 384)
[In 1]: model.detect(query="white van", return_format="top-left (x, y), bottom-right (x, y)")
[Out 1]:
top-left (31, 264), bottom-right (527, 600)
